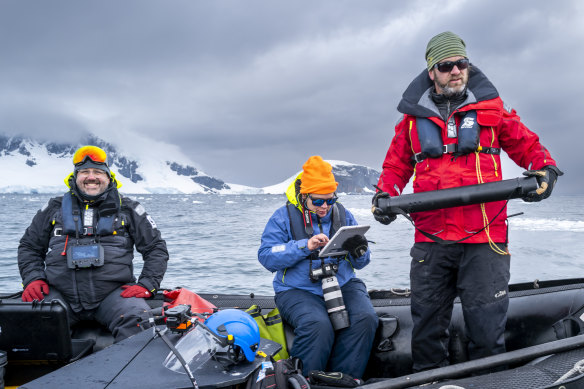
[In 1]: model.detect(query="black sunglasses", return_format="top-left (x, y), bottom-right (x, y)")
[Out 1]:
top-left (434, 58), bottom-right (469, 73)
top-left (308, 194), bottom-right (338, 207)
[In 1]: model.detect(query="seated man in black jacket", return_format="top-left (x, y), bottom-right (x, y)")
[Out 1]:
top-left (18, 145), bottom-right (169, 342)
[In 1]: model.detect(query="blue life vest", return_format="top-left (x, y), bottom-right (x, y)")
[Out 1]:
top-left (416, 117), bottom-right (444, 158)
top-left (414, 111), bottom-right (499, 163)
top-left (458, 111), bottom-right (480, 154)
top-left (61, 192), bottom-right (117, 237)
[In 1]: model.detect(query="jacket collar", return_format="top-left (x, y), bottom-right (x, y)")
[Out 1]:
top-left (397, 65), bottom-right (499, 118)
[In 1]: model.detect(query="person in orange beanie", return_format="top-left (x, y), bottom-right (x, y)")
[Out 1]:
top-left (258, 156), bottom-right (377, 378)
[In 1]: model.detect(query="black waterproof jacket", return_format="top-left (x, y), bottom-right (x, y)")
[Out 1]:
top-left (18, 187), bottom-right (169, 312)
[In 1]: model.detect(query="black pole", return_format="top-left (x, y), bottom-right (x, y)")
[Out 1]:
top-left (361, 335), bottom-right (584, 389)
top-left (377, 177), bottom-right (538, 215)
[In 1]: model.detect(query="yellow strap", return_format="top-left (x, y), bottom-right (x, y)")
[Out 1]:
top-left (489, 127), bottom-right (498, 177)
top-left (343, 256), bottom-right (356, 272)
top-left (408, 119), bottom-right (415, 154)
top-left (475, 151), bottom-right (508, 255)
top-left (409, 119), bottom-right (418, 182)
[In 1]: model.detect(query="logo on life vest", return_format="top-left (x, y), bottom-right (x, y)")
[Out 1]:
top-left (494, 290), bottom-right (507, 299)
top-left (460, 117), bottom-right (476, 129)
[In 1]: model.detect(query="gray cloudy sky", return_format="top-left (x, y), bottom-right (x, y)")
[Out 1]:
top-left (0, 0), bottom-right (581, 193)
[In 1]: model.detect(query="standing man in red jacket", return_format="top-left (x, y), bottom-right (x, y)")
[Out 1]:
top-left (372, 31), bottom-right (562, 372)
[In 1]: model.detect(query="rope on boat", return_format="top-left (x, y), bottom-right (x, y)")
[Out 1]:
top-left (390, 288), bottom-right (411, 297)
top-left (553, 358), bottom-right (584, 384)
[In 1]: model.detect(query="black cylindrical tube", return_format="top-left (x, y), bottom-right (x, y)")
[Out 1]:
top-left (377, 177), bottom-right (538, 215)
top-left (358, 335), bottom-right (584, 389)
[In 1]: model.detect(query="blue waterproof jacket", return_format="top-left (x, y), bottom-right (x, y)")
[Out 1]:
top-left (258, 179), bottom-right (370, 295)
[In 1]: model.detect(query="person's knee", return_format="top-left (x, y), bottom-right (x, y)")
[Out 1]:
top-left (296, 315), bottom-right (335, 344)
top-left (353, 309), bottom-right (378, 335)
top-left (306, 315), bottom-right (334, 333)
top-left (109, 305), bottom-right (150, 342)
top-left (97, 290), bottom-right (151, 341)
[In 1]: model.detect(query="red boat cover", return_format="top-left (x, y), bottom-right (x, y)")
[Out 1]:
top-left (163, 288), bottom-right (216, 321)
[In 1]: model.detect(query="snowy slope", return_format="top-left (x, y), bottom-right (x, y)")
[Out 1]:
top-left (0, 135), bottom-right (257, 194)
top-left (0, 135), bottom-right (379, 194)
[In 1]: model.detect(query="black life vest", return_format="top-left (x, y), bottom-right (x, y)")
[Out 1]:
top-left (286, 202), bottom-right (346, 241)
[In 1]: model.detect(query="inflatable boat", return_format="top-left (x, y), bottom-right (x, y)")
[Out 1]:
top-left (1, 277), bottom-right (584, 389)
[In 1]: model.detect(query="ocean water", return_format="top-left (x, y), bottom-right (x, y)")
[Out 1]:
top-left (1, 193), bottom-right (583, 296)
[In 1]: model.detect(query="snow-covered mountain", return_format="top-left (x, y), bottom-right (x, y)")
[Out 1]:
top-left (261, 160), bottom-right (380, 195)
top-left (0, 135), bottom-right (380, 194)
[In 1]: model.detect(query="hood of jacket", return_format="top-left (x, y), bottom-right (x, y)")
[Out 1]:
top-left (397, 65), bottom-right (500, 118)
top-left (64, 171), bottom-right (123, 204)
top-left (285, 172), bottom-right (303, 211)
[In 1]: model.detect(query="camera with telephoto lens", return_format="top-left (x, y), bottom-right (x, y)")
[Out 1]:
top-left (309, 262), bottom-right (350, 331)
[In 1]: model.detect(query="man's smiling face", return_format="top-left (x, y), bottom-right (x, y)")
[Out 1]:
top-left (75, 168), bottom-right (110, 197)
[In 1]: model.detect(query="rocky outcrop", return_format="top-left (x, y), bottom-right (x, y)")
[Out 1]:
top-left (332, 164), bottom-right (379, 194)
top-left (167, 162), bottom-right (230, 191)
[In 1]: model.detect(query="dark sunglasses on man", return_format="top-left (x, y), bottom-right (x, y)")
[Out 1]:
top-left (308, 194), bottom-right (338, 207)
top-left (434, 58), bottom-right (469, 73)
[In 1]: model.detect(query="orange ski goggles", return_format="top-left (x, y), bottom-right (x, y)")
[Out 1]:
top-left (73, 146), bottom-right (108, 166)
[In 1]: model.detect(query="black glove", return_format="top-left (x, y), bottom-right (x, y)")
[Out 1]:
top-left (342, 234), bottom-right (368, 258)
top-left (371, 190), bottom-right (397, 225)
top-left (522, 165), bottom-right (563, 202)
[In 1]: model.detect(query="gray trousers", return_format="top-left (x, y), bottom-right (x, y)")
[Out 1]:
top-left (45, 286), bottom-right (152, 342)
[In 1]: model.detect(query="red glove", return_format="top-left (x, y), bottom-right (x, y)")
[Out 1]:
top-left (22, 280), bottom-right (50, 302)
top-left (120, 284), bottom-right (151, 298)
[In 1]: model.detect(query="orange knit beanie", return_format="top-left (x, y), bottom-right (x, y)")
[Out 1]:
top-left (300, 156), bottom-right (338, 194)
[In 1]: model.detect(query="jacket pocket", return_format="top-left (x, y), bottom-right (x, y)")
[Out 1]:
top-left (409, 244), bottom-right (433, 300)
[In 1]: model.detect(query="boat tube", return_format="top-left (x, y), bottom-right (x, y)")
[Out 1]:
top-left (376, 176), bottom-right (539, 215)
top-left (7, 277), bottom-right (584, 389)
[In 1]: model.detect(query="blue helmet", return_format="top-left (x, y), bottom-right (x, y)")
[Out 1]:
top-left (204, 309), bottom-right (260, 362)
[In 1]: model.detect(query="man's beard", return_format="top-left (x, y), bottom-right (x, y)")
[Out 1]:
top-left (437, 77), bottom-right (467, 97)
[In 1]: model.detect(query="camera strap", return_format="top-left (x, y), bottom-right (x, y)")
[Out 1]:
top-left (72, 200), bottom-right (81, 241)
top-left (308, 251), bottom-right (318, 282)
top-left (301, 203), bottom-right (314, 236)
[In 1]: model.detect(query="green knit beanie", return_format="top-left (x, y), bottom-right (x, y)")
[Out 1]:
top-left (425, 31), bottom-right (467, 71)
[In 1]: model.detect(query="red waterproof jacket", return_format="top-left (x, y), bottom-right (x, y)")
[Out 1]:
top-left (378, 66), bottom-right (557, 243)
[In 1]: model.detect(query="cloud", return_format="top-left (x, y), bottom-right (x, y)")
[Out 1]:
top-left (0, 0), bottom-right (581, 193)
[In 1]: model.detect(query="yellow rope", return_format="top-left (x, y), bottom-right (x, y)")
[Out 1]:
top-left (409, 119), bottom-right (418, 183)
top-left (489, 127), bottom-right (498, 178)
top-left (475, 150), bottom-right (508, 255)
